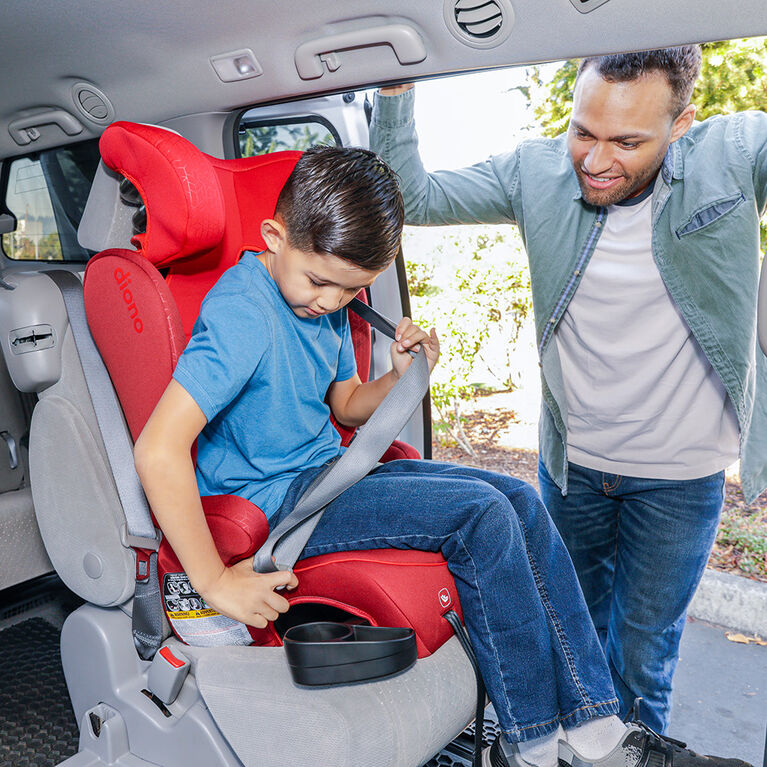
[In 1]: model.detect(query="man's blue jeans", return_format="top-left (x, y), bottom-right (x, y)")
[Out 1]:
top-left (271, 459), bottom-right (619, 742)
top-left (538, 459), bottom-right (725, 733)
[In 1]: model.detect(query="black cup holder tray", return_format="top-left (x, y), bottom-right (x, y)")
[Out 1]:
top-left (282, 622), bottom-right (417, 686)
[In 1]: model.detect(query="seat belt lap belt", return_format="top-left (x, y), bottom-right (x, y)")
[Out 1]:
top-left (253, 297), bottom-right (430, 574)
top-left (48, 271), bottom-right (164, 660)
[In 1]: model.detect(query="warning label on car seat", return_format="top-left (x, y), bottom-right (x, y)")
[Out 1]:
top-left (162, 572), bottom-right (252, 647)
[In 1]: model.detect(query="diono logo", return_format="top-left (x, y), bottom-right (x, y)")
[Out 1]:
top-left (438, 587), bottom-right (452, 610)
top-left (114, 268), bottom-right (143, 334)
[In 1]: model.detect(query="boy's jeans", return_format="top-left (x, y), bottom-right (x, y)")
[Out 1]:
top-left (538, 459), bottom-right (725, 734)
top-left (271, 459), bottom-right (619, 742)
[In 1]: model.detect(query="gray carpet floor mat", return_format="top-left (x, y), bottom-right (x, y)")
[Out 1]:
top-left (0, 617), bottom-right (78, 767)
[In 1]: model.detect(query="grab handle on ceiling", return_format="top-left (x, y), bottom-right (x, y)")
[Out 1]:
top-left (9, 109), bottom-right (84, 146)
top-left (295, 22), bottom-right (426, 80)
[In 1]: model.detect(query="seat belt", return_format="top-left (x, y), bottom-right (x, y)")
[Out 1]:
top-left (48, 271), bottom-right (164, 660)
top-left (253, 296), bottom-right (430, 574)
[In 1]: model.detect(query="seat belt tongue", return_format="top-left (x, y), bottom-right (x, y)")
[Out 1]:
top-left (120, 522), bottom-right (160, 552)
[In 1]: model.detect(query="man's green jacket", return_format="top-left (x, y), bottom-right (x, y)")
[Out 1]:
top-left (370, 89), bottom-right (767, 502)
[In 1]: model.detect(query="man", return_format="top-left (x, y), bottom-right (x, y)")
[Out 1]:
top-left (370, 46), bottom-right (767, 733)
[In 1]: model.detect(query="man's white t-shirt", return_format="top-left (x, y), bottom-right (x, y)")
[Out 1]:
top-left (555, 189), bottom-right (740, 480)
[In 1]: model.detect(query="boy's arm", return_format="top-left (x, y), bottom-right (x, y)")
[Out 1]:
top-left (134, 379), bottom-right (297, 628)
top-left (328, 318), bottom-right (439, 427)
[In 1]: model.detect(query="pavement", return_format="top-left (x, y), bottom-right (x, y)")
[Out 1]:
top-left (689, 569), bottom-right (767, 637)
top-left (663, 570), bottom-right (767, 767)
top-left (668, 616), bottom-right (767, 767)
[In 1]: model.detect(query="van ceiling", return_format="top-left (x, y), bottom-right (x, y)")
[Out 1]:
top-left (1, 0), bottom-right (765, 159)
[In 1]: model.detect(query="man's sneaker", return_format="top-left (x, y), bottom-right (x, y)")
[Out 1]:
top-left (558, 722), bottom-right (753, 767)
top-left (483, 737), bottom-right (536, 767)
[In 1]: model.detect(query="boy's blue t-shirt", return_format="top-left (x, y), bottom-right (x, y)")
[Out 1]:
top-left (172, 251), bottom-right (357, 518)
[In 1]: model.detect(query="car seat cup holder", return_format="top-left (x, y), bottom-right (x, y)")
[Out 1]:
top-left (282, 622), bottom-right (417, 686)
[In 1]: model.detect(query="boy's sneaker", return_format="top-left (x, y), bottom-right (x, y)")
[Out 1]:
top-left (558, 722), bottom-right (754, 767)
top-left (483, 737), bottom-right (534, 767)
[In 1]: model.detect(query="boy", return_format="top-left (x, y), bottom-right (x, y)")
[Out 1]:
top-left (134, 147), bottom-right (750, 767)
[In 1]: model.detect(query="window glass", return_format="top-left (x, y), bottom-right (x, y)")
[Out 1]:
top-left (2, 140), bottom-right (100, 261)
top-left (238, 118), bottom-right (339, 157)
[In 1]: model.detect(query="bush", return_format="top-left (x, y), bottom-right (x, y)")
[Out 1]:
top-left (404, 225), bottom-right (532, 454)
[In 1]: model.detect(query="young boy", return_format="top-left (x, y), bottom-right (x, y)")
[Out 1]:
top-left (134, 147), bottom-right (750, 767)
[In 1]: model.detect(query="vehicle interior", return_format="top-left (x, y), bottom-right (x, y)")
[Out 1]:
top-left (2, 2), bottom-right (767, 766)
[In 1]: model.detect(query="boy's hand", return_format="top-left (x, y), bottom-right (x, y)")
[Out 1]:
top-left (199, 558), bottom-right (298, 629)
top-left (391, 318), bottom-right (440, 377)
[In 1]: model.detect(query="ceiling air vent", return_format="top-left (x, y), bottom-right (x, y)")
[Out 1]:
top-left (71, 82), bottom-right (115, 125)
top-left (444, 0), bottom-right (515, 49)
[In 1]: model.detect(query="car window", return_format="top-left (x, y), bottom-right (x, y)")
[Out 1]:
top-left (238, 116), bottom-right (340, 157)
top-left (1, 140), bottom-right (100, 261)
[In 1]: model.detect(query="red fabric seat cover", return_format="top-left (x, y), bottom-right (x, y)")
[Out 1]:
top-left (84, 121), bottom-right (458, 656)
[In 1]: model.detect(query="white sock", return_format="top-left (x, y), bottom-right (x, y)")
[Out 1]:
top-left (564, 716), bottom-right (628, 760)
top-left (504, 726), bottom-right (565, 767)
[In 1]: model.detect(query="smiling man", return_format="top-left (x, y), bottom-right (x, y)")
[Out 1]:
top-left (370, 46), bottom-right (767, 737)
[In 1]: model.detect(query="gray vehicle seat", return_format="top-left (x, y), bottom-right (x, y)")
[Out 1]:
top-left (0, 142), bottom-right (477, 766)
top-left (0, 291), bottom-right (51, 590)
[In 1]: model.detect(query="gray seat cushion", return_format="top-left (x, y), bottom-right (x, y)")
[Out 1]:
top-left (180, 635), bottom-right (476, 767)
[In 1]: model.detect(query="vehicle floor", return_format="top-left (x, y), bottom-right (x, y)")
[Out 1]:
top-left (0, 576), bottom-right (81, 767)
top-left (0, 574), bottom-right (493, 767)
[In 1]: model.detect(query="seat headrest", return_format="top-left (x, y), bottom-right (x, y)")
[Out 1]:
top-left (98, 122), bottom-right (227, 268)
top-left (81, 121), bottom-right (302, 336)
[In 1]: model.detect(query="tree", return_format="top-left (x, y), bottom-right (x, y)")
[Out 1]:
top-left (522, 38), bottom-right (767, 137)
top-left (518, 38), bottom-right (767, 249)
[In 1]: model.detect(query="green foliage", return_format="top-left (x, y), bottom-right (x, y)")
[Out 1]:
top-left (239, 123), bottom-right (334, 157)
top-left (716, 506), bottom-right (767, 579)
top-left (406, 259), bottom-right (440, 298)
top-left (694, 39), bottom-right (767, 120)
top-left (37, 232), bottom-right (63, 260)
top-left (1, 228), bottom-right (62, 260)
top-left (517, 60), bottom-right (578, 140)
top-left (522, 38), bottom-right (767, 138)
top-left (519, 38), bottom-right (767, 250)
top-left (405, 227), bottom-right (532, 453)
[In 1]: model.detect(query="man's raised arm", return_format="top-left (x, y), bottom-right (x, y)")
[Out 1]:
top-left (370, 84), bottom-right (520, 227)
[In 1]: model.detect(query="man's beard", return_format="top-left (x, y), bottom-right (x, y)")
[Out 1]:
top-left (573, 155), bottom-right (664, 207)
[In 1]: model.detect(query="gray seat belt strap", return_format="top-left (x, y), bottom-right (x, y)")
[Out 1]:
top-left (48, 271), bottom-right (163, 659)
top-left (253, 298), bottom-right (430, 574)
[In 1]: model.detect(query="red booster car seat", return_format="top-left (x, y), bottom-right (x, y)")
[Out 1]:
top-left (82, 121), bottom-right (463, 657)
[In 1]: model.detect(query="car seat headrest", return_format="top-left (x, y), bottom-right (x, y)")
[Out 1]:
top-left (80, 121), bottom-right (302, 336)
top-left (80, 122), bottom-right (226, 268)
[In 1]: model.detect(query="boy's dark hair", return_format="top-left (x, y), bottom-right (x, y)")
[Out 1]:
top-left (578, 45), bottom-right (702, 117)
top-left (275, 145), bottom-right (404, 271)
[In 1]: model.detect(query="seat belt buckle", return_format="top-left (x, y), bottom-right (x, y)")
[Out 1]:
top-left (148, 644), bottom-right (190, 705)
top-left (135, 548), bottom-right (153, 582)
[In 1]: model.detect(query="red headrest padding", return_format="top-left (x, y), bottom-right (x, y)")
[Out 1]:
top-left (99, 122), bottom-right (226, 268)
top-left (166, 151), bottom-right (301, 337)
top-left (84, 249), bottom-right (187, 440)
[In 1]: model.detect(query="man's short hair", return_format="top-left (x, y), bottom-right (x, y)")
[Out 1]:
top-left (275, 145), bottom-right (404, 272)
top-left (578, 45), bottom-right (702, 117)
